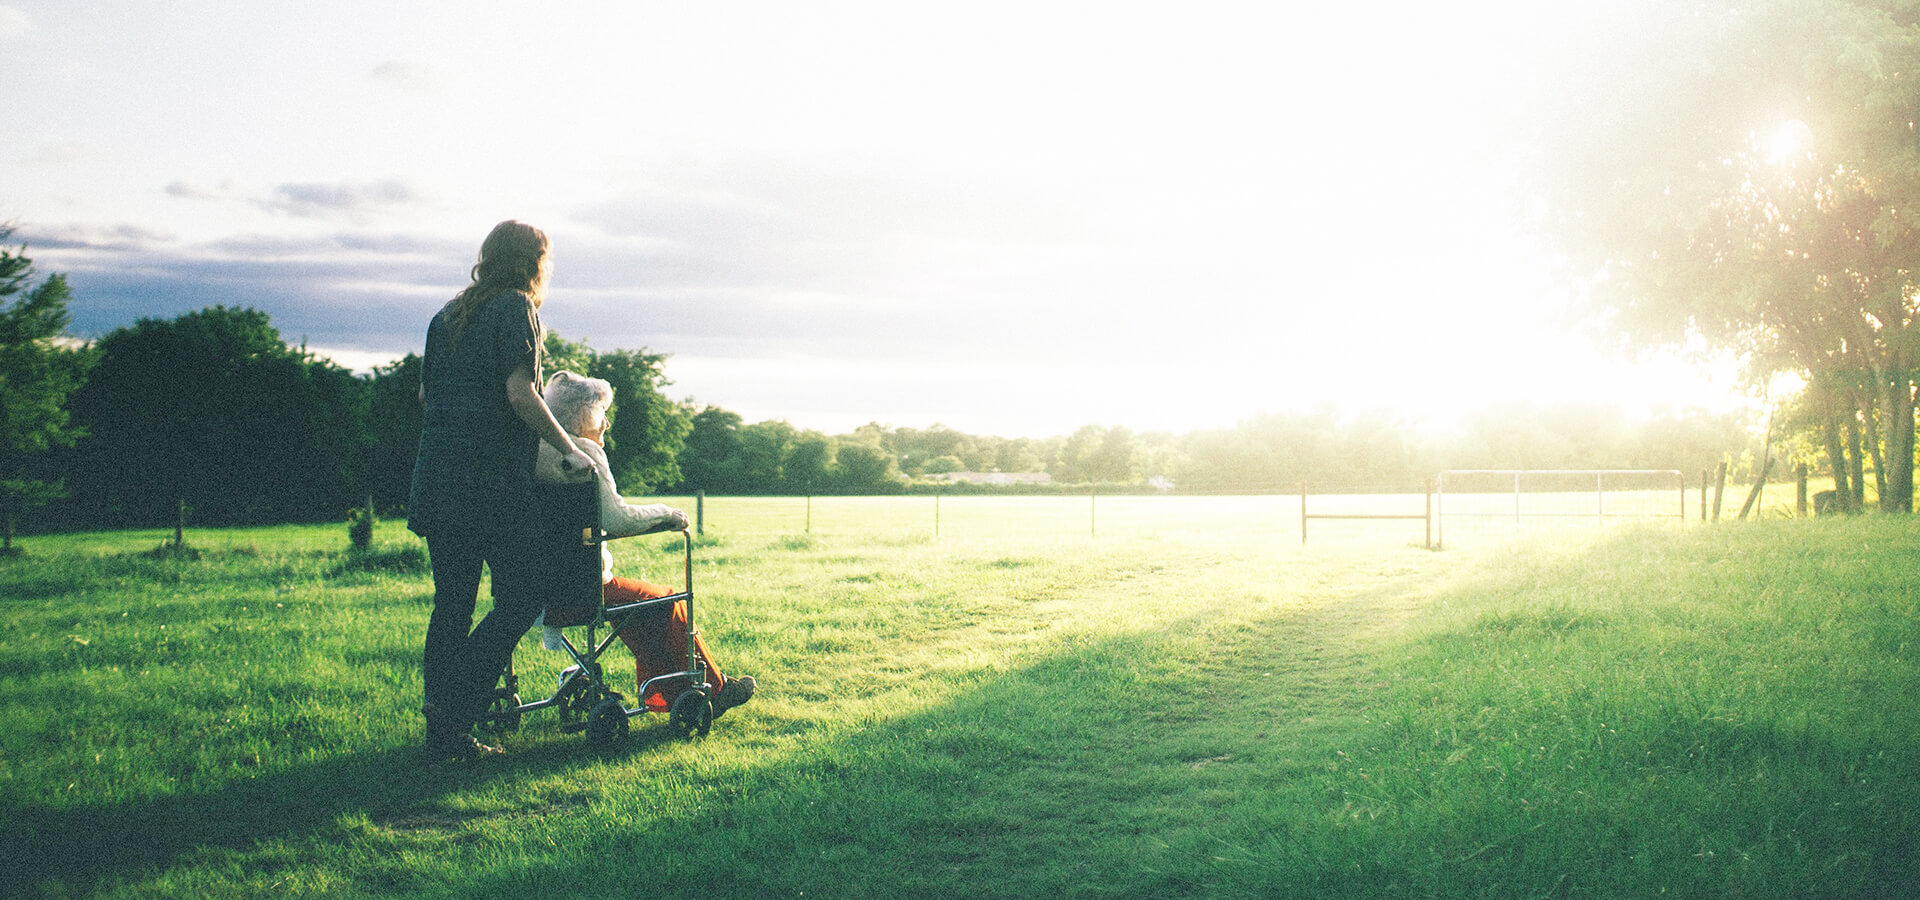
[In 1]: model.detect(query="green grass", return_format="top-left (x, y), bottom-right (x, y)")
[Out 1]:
top-left (1, 502), bottom-right (1915, 898)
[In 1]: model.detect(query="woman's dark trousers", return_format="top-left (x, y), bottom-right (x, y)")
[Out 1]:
top-left (423, 534), bottom-right (543, 730)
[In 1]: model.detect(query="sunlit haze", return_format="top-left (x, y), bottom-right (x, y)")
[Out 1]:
top-left (3, 0), bottom-right (1738, 437)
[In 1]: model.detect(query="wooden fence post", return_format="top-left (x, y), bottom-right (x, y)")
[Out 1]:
top-left (1425, 477), bottom-right (1433, 550)
top-left (1737, 457), bottom-right (1774, 519)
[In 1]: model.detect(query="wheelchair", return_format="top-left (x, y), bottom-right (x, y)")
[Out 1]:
top-left (479, 478), bottom-right (715, 744)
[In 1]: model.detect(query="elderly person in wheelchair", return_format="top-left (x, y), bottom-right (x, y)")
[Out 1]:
top-left (533, 371), bottom-right (755, 717)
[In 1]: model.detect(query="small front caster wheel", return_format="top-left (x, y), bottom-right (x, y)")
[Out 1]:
top-left (480, 690), bottom-right (522, 735)
top-left (586, 698), bottom-right (629, 745)
top-left (669, 689), bottom-right (712, 738)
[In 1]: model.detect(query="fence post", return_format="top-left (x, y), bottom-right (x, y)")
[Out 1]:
top-left (1425, 477), bottom-right (1433, 550)
top-left (1300, 481), bottom-right (1308, 544)
top-left (806, 494), bottom-right (812, 534)
top-left (1712, 462), bottom-right (1727, 522)
top-left (696, 490), bottom-right (705, 536)
top-left (1796, 464), bottom-right (1809, 517)
top-left (1089, 488), bottom-right (1097, 539)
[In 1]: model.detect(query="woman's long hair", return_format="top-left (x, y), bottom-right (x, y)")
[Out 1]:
top-left (443, 220), bottom-right (550, 346)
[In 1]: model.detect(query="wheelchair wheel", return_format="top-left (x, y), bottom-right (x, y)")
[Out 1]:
top-left (586, 697), bottom-right (629, 745)
top-left (480, 690), bottom-right (521, 735)
top-left (668, 689), bottom-right (712, 738)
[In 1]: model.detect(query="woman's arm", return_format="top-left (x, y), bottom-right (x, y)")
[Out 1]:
top-left (505, 363), bottom-right (593, 471)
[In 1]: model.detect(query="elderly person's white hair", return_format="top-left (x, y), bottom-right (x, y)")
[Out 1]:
top-left (542, 371), bottom-right (614, 434)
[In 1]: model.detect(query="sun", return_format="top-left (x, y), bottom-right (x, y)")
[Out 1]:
top-left (1764, 119), bottom-right (1814, 165)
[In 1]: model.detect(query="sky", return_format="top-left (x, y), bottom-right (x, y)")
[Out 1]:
top-left (0, 0), bottom-right (1746, 439)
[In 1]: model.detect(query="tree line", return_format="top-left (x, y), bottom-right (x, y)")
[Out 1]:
top-left (4, 239), bottom-right (1768, 536)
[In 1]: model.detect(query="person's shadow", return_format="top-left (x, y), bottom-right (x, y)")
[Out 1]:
top-left (3, 713), bottom-right (678, 898)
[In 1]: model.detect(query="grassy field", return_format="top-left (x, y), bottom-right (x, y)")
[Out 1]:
top-left (1, 498), bottom-right (1915, 898)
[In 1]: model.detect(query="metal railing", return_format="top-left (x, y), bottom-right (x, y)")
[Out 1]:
top-left (1434, 469), bottom-right (1687, 549)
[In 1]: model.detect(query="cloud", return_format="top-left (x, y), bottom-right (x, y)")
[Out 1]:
top-left (21, 222), bottom-right (174, 253)
top-left (370, 59), bottom-right (440, 92)
top-left (18, 224), bottom-right (461, 356)
top-left (260, 179), bottom-right (424, 219)
top-left (164, 181), bottom-right (222, 200)
top-left (0, 6), bottom-right (29, 40)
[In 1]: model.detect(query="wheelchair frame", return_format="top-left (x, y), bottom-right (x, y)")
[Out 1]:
top-left (482, 517), bottom-right (714, 745)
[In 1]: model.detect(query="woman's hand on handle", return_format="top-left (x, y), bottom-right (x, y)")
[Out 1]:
top-left (504, 363), bottom-right (593, 472)
top-left (558, 445), bottom-right (596, 475)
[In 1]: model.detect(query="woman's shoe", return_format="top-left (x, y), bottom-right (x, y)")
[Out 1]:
top-left (711, 675), bottom-right (755, 718)
top-left (426, 729), bottom-right (504, 760)
top-left (423, 702), bottom-right (504, 760)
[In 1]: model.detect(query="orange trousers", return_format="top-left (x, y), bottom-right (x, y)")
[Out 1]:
top-left (602, 576), bottom-right (729, 711)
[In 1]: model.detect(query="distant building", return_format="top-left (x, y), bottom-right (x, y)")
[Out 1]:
top-left (924, 472), bottom-right (1053, 485)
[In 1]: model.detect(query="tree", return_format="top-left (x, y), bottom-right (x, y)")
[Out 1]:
top-left (588, 347), bottom-right (689, 493)
top-left (1051, 425), bottom-right (1104, 483)
top-left (785, 430), bottom-right (835, 493)
top-left (737, 421), bottom-right (796, 491)
top-left (678, 405), bottom-right (745, 493)
top-left (543, 330), bottom-right (595, 378)
top-left (832, 432), bottom-right (906, 493)
top-left (1089, 426), bottom-right (1139, 483)
top-left (1528, 0), bottom-right (1920, 510)
top-left (0, 230), bottom-right (95, 551)
top-left (364, 354), bottom-right (423, 511)
top-left (994, 437), bottom-right (1043, 473)
top-left (64, 306), bottom-right (363, 525)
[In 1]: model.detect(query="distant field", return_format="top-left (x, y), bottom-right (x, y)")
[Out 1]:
top-left (2, 497), bottom-right (1913, 898)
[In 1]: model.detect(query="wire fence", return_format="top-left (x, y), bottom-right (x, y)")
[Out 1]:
top-left (652, 470), bottom-right (1699, 550)
top-left (653, 491), bottom-right (1419, 548)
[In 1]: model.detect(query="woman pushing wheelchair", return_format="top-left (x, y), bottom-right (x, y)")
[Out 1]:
top-left (409, 220), bottom-right (750, 762)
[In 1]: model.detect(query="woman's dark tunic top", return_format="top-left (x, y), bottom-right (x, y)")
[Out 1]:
top-left (407, 289), bottom-right (543, 546)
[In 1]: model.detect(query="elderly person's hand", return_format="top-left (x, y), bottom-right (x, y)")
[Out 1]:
top-left (559, 443), bottom-right (596, 475)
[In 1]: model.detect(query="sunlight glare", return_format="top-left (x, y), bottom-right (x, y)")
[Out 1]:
top-left (1765, 119), bottom-right (1813, 165)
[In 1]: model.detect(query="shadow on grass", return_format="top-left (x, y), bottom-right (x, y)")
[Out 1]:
top-left (3, 707), bottom-right (689, 897)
